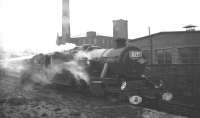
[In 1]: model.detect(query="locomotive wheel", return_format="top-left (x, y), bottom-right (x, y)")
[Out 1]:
top-left (129, 95), bottom-right (143, 105)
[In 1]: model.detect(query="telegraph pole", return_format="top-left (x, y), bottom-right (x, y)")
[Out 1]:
top-left (149, 27), bottom-right (153, 65)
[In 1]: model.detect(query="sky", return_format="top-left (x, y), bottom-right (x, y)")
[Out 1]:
top-left (0, 0), bottom-right (200, 52)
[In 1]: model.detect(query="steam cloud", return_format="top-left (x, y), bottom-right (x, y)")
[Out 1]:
top-left (74, 49), bottom-right (107, 60)
top-left (0, 42), bottom-right (108, 97)
top-left (19, 59), bottom-right (90, 91)
top-left (0, 43), bottom-right (92, 94)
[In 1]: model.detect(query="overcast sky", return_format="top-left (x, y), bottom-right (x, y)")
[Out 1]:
top-left (0, 0), bottom-right (200, 52)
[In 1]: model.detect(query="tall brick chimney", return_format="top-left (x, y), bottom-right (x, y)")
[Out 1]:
top-left (56, 0), bottom-right (71, 45)
top-left (62, 0), bottom-right (71, 44)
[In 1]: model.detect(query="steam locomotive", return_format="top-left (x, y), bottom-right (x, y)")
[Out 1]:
top-left (77, 45), bottom-right (173, 104)
top-left (21, 44), bottom-right (173, 105)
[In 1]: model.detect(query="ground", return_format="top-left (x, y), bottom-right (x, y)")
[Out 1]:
top-left (0, 73), bottom-right (186, 118)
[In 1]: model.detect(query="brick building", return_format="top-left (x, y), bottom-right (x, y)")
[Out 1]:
top-left (128, 31), bottom-right (200, 64)
top-left (70, 31), bottom-right (113, 48)
top-left (70, 19), bottom-right (128, 49)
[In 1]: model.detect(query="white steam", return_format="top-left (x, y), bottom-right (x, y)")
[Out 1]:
top-left (74, 49), bottom-right (107, 60)
top-left (25, 60), bottom-right (90, 86)
top-left (0, 43), bottom-right (77, 92)
top-left (40, 43), bottom-right (76, 54)
top-left (0, 55), bottom-right (33, 78)
top-left (63, 61), bottom-right (90, 84)
top-left (0, 43), bottom-right (108, 94)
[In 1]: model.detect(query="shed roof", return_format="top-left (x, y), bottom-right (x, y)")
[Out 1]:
top-left (128, 31), bottom-right (200, 42)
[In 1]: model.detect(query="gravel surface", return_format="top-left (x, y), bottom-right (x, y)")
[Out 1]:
top-left (0, 74), bottom-right (187, 118)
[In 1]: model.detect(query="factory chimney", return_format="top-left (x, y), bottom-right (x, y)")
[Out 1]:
top-left (57, 0), bottom-right (71, 45)
top-left (62, 0), bottom-right (71, 42)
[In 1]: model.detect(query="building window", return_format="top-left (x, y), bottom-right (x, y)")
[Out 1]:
top-left (99, 39), bottom-right (102, 45)
top-left (156, 50), bottom-right (165, 64)
top-left (96, 39), bottom-right (103, 47)
top-left (143, 50), bottom-right (151, 64)
top-left (84, 39), bottom-right (88, 44)
top-left (79, 40), bottom-right (83, 45)
top-left (94, 38), bottom-right (97, 45)
top-left (165, 51), bottom-right (172, 64)
top-left (178, 47), bottom-right (200, 64)
top-left (91, 38), bottom-right (94, 45)
top-left (155, 49), bottom-right (172, 64)
top-left (102, 39), bottom-right (106, 48)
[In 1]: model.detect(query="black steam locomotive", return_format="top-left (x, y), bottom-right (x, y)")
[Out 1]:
top-left (78, 45), bottom-right (173, 104)
top-left (21, 43), bottom-right (173, 105)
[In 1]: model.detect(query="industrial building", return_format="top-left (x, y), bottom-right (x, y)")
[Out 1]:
top-left (70, 31), bottom-right (113, 48)
top-left (128, 28), bottom-right (200, 64)
top-left (56, 0), bottom-right (128, 48)
top-left (126, 27), bottom-right (200, 98)
top-left (58, 0), bottom-right (200, 65)
top-left (70, 19), bottom-right (128, 49)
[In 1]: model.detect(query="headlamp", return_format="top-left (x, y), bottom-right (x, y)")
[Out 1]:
top-left (121, 81), bottom-right (127, 90)
top-left (162, 92), bottom-right (173, 101)
top-left (129, 95), bottom-right (142, 105)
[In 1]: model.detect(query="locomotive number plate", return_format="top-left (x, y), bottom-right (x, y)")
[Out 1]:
top-left (129, 51), bottom-right (142, 58)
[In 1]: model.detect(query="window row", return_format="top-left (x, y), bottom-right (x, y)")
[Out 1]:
top-left (143, 47), bottom-right (200, 64)
top-left (77, 38), bottom-right (112, 48)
